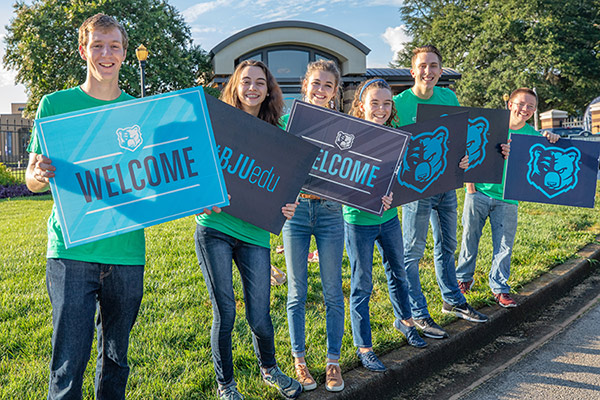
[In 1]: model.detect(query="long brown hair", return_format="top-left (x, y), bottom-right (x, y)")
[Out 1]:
top-left (220, 60), bottom-right (284, 127)
top-left (350, 78), bottom-right (398, 126)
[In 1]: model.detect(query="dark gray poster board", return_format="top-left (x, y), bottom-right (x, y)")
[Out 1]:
top-left (205, 95), bottom-right (320, 234)
top-left (287, 100), bottom-right (412, 215)
top-left (503, 134), bottom-right (600, 208)
top-left (417, 104), bottom-right (509, 184)
top-left (391, 112), bottom-right (469, 207)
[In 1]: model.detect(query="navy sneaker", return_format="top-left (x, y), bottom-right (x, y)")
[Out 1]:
top-left (217, 384), bottom-right (244, 400)
top-left (414, 317), bottom-right (449, 339)
top-left (393, 319), bottom-right (428, 348)
top-left (442, 301), bottom-right (488, 323)
top-left (261, 365), bottom-right (302, 399)
top-left (356, 349), bottom-right (387, 372)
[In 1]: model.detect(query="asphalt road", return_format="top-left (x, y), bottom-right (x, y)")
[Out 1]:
top-left (459, 296), bottom-right (600, 400)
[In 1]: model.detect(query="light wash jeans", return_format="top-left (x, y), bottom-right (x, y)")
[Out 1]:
top-left (456, 190), bottom-right (519, 294)
top-left (194, 225), bottom-right (277, 389)
top-left (46, 258), bottom-right (144, 400)
top-left (344, 216), bottom-right (412, 348)
top-left (282, 198), bottom-right (344, 360)
top-left (402, 190), bottom-right (466, 320)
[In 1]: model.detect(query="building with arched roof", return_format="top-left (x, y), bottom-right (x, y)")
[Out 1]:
top-left (209, 21), bottom-right (461, 112)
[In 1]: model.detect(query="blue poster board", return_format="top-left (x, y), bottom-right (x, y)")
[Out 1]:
top-left (504, 134), bottom-right (600, 208)
top-left (287, 100), bottom-right (412, 215)
top-left (35, 87), bottom-right (229, 248)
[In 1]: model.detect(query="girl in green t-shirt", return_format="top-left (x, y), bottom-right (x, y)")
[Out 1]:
top-left (281, 60), bottom-right (345, 393)
top-left (344, 79), bottom-right (427, 373)
top-left (194, 60), bottom-right (301, 400)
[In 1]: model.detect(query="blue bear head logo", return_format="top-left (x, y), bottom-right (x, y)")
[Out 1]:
top-left (398, 126), bottom-right (449, 193)
top-left (526, 144), bottom-right (581, 198)
top-left (116, 125), bottom-right (143, 152)
top-left (466, 117), bottom-right (489, 171)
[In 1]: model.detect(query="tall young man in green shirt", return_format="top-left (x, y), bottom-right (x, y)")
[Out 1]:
top-left (394, 45), bottom-right (488, 340)
top-left (456, 88), bottom-right (559, 307)
top-left (26, 14), bottom-right (144, 399)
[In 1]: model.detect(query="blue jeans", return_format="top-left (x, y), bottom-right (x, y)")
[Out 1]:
top-left (194, 225), bottom-right (276, 388)
top-left (46, 258), bottom-right (144, 400)
top-left (402, 190), bottom-right (466, 320)
top-left (282, 198), bottom-right (344, 360)
top-left (457, 191), bottom-right (519, 293)
top-left (344, 216), bottom-right (412, 348)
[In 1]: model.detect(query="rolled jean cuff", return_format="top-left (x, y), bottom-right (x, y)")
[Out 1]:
top-left (327, 353), bottom-right (340, 361)
top-left (292, 350), bottom-right (306, 359)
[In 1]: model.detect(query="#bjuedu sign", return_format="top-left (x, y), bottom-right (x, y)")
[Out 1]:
top-left (286, 100), bottom-right (412, 215)
top-left (35, 87), bottom-right (229, 248)
top-left (205, 95), bottom-right (320, 234)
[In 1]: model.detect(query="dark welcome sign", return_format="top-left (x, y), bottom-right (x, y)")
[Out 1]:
top-left (391, 112), bottom-right (469, 207)
top-left (286, 100), bottom-right (412, 215)
top-left (35, 87), bottom-right (229, 248)
top-left (417, 104), bottom-right (509, 184)
top-left (503, 134), bottom-right (600, 208)
top-left (205, 95), bottom-right (320, 234)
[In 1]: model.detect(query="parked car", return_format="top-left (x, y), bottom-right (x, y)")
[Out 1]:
top-left (540, 127), bottom-right (593, 137)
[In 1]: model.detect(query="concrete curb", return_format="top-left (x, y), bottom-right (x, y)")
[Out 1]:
top-left (303, 238), bottom-right (600, 399)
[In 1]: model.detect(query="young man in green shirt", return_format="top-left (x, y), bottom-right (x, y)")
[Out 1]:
top-left (394, 45), bottom-right (488, 340)
top-left (456, 88), bottom-right (559, 307)
top-left (26, 14), bottom-right (144, 399)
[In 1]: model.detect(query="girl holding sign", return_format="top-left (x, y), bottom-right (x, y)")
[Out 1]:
top-left (280, 60), bottom-right (345, 392)
top-left (194, 60), bottom-right (301, 400)
top-left (344, 78), bottom-right (427, 373)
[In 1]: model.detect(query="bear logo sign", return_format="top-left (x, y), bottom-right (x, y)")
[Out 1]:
top-left (398, 126), bottom-right (449, 193)
top-left (526, 144), bottom-right (581, 198)
top-left (466, 117), bottom-right (489, 171)
top-left (116, 125), bottom-right (143, 152)
top-left (335, 131), bottom-right (355, 151)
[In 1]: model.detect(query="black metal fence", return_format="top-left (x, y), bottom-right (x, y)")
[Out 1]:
top-left (1, 118), bottom-right (33, 184)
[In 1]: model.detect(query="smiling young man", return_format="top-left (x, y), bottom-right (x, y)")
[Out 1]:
top-left (26, 14), bottom-right (145, 399)
top-left (456, 88), bottom-right (559, 308)
top-left (393, 45), bottom-right (488, 341)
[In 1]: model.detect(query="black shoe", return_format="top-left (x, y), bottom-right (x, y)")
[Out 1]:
top-left (414, 317), bottom-right (449, 339)
top-left (441, 301), bottom-right (488, 323)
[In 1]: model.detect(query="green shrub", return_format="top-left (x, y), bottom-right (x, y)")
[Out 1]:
top-left (0, 163), bottom-right (19, 186)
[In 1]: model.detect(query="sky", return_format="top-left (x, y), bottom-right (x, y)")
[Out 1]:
top-left (0, 0), bottom-right (410, 114)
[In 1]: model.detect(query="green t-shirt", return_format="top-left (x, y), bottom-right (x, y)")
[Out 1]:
top-left (280, 113), bottom-right (290, 129)
top-left (393, 86), bottom-right (460, 127)
top-left (28, 86), bottom-right (145, 265)
top-left (474, 123), bottom-right (540, 204)
top-left (342, 206), bottom-right (399, 226)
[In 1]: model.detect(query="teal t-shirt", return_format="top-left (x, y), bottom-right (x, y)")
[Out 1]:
top-left (28, 86), bottom-right (145, 265)
top-left (393, 86), bottom-right (460, 127)
top-left (474, 123), bottom-right (540, 204)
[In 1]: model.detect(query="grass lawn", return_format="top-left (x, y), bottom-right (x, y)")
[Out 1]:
top-left (1, 192), bottom-right (600, 399)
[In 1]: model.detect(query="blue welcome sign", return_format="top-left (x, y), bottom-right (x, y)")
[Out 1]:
top-left (391, 112), bottom-right (468, 207)
top-left (287, 100), bottom-right (412, 215)
top-left (504, 134), bottom-right (600, 207)
top-left (35, 86), bottom-right (229, 248)
top-left (417, 104), bottom-right (509, 184)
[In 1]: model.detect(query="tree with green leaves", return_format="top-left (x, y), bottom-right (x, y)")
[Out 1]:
top-left (395, 0), bottom-right (600, 115)
top-left (3, 0), bottom-right (213, 118)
